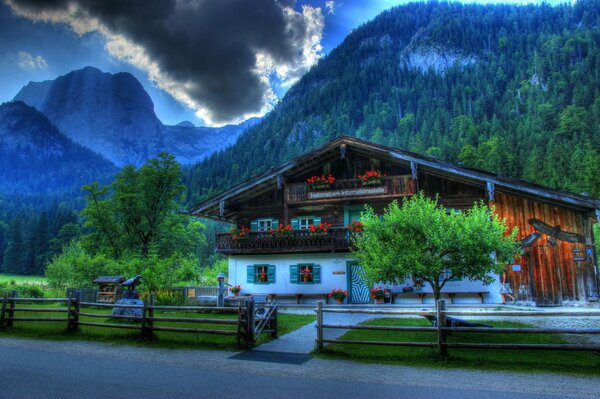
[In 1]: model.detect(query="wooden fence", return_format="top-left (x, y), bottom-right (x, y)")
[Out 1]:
top-left (315, 300), bottom-right (600, 355)
top-left (0, 291), bottom-right (277, 347)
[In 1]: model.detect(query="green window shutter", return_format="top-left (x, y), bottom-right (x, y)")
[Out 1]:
top-left (313, 216), bottom-right (321, 225)
top-left (291, 218), bottom-right (299, 230)
top-left (313, 264), bottom-right (321, 284)
top-left (250, 220), bottom-right (258, 232)
top-left (267, 265), bottom-right (276, 283)
top-left (247, 265), bottom-right (255, 283)
top-left (271, 219), bottom-right (279, 228)
top-left (290, 265), bottom-right (298, 284)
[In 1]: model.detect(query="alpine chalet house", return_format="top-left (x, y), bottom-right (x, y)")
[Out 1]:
top-left (190, 136), bottom-right (600, 306)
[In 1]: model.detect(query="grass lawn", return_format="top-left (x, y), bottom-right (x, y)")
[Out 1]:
top-left (0, 302), bottom-right (315, 351)
top-left (0, 273), bottom-right (47, 285)
top-left (317, 318), bottom-right (600, 376)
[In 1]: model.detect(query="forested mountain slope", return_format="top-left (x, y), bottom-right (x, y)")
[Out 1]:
top-left (185, 0), bottom-right (600, 203)
top-left (0, 101), bottom-right (117, 197)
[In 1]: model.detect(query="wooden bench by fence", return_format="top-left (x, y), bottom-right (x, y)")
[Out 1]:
top-left (267, 293), bottom-right (329, 304)
top-left (315, 300), bottom-right (600, 355)
top-left (392, 291), bottom-right (488, 304)
top-left (0, 291), bottom-right (277, 347)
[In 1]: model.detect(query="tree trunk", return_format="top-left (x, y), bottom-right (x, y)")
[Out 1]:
top-left (428, 280), bottom-right (442, 309)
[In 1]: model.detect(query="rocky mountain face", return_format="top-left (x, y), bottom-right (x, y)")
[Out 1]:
top-left (14, 67), bottom-right (254, 167)
top-left (0, 101), bottom-right (117, 196)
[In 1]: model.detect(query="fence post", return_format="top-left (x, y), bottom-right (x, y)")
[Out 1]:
top-left (236, 300), bottom-right (243, 347)
top-left (67, 292), bottom-right (74, 331)
top-left (246, 298), bottom-right (255, 346)
top-left (436, 299), bottom-right (447, 357)
top-left (270, 305), bottom-right (278, 337)
top-left (72, 291), bottom-right (81, 331)
top-left (0, 292), bottom-right (7, 329)
top-left (142, 294), bottom-right (154, 338)
top-left (7, 290), bottom-right (16, 328)
top-left (316, 301), bottom-right (323, 352)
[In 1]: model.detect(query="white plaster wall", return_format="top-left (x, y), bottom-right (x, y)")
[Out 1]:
top-left (228, 254), bottom-right (503, 304)
top-left (228, 253), bottom-right (352, 295)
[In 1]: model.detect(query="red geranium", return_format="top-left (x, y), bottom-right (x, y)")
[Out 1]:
top-left (347, 219), bottom-right (364, 233)
top-left (309, 222), bottom-right (332, 235)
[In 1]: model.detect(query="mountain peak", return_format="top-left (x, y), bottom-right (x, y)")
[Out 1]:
top-left (12, 67), bottom-right (257, 166)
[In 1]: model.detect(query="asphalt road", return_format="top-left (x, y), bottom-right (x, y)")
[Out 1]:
top-left (0, 338), bottom-right (599, 399)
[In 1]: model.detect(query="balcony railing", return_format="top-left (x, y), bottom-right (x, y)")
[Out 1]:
top-left (286, 175), bottom-right (414, 204)
top-left (215, 227), bottom-right (352, 254)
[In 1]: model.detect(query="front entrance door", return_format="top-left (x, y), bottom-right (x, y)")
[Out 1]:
top-left (347, 261), bottom-right (370, 303)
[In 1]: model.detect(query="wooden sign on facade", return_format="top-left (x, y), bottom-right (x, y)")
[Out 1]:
top-left (308, 186), bottom-right (386, 200)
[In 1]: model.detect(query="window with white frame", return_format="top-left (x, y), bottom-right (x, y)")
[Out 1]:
top-left (256, 218), bottom-right (274, 231)
top-left (298, 217), bottom-right (315, 230)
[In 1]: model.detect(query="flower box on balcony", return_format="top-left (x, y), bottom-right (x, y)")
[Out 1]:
top-left (358, 170), bottom-right (384, 186)
top-left (230, 226), bottom-right (250, 240)
top-left (307, 174), bottom-right (335, 190)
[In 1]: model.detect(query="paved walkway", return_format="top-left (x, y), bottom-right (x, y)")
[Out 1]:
top-left (255, 311), bottom-right (392, 353)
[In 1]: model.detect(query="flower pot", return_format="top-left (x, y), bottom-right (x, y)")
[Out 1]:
top-left (233, 292), bottom-right (239, 297)
top-left (375, 299), bottom-right (382, 304)
top-left (336, 299), bottom-right (344, 304)
top-left (310, 183), bottom-right (331, 190)
top-left (362, 179), bottom-right (382, 186)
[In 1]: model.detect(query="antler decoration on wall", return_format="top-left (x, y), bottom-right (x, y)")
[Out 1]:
top-left (527, 218), bottom-right (585, 245)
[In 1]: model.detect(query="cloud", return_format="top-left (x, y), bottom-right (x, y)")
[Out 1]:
top-left (17, 50), bottom-right (48, 70)
top-left (6, 0), bottom-right (324, 126)
top-left (325, 1), bottom-right (335, 15)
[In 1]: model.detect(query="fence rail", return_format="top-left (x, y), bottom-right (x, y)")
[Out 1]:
top-left (0, 291), bottom-right (274, 347)
top-left (315, 300), bottom-right (600, 355)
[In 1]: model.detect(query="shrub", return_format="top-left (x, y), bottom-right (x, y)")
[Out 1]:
top-left (46, 240), bottom-right (200, 292)
top-left (198, 258), bottom-right (228, 285)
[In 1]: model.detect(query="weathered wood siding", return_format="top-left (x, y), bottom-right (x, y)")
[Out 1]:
top-left (493, 191), bottom-right (597, 305)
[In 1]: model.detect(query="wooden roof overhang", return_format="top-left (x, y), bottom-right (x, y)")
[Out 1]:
top-left (189, 136), bottom-right (600, 222)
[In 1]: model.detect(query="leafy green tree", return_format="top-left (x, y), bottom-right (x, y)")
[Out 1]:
top-left (352, 194), bottom-right (519, 303)
top-left (81, 153), bottom-right (186, 258)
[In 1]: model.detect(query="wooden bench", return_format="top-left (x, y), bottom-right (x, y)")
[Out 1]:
top-left (392, 291), bottom-right (488, 304)
top-left (267, 293), bottom-right (330, 304)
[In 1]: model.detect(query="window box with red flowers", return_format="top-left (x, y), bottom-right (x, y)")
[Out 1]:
top-left (270, 223), bottom-right (294, 237)
top-left (328, 288), bottom-right (348, 304)
top-left (248, 264), bottom-right (275, 284)
top-left (357, 170), bottom-right (383, 186)
top-left (347, 219), bottom-right (364, 234)
top-left (299, 265), bottom-right (314, 283)
top-left (307, 174), bottom-right (335, 190)
top-left (291, 264), bottom-right (321, 284)
top-left (230, 226), bottom-right (250, 240)
top-left (309, 222), bottom-right (332, 235)
top-left (370, 287), bottom-right (386, 303)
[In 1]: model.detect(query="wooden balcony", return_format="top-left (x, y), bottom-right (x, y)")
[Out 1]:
top-left (215, 227), bottom-right (352, 254)
top-left (286, 175), bottom-right (414, 204)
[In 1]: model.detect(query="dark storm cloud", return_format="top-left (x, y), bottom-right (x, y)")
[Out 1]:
top-left (6, 0), bottom-right (324, 124)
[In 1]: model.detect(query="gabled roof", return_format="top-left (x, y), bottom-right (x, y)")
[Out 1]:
top-left (189, 136), bottom-right (600, 221)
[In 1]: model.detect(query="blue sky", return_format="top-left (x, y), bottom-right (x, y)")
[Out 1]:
top-left (0, 0), bottom-right (566, 126)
